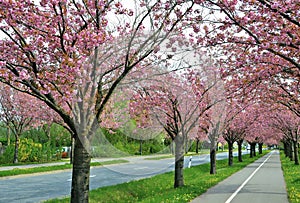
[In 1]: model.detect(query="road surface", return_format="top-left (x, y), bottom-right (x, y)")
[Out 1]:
top-left (190, 150), bottom-right (288, 203)
top-left (0, 151), bottom-right (248, 203)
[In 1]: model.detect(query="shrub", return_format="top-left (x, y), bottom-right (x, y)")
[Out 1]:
top-left (0, 145), bottom-right (14, 164)
top-left (18, 138), bottom-right (43, 162)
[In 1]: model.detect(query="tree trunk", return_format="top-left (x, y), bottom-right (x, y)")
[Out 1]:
top-left (237, 139), bottom-right (243, 162)
top-left (46, 140), bottom-right (51, 161)
top-left (7, 127), bottom-right (10, 146)
top-left (289, 141), bottom-right (294, 161)
top-left (249, 144), bottom-right (253, 158)
top-left (250, 143), bottom-right (256, 157)
top-left (286, 141), bottom-right (292, 159)
top-left (228, 141), bottom-right (233, 166)
top-left (210, 147), bottom-right (216, 174)
top-left (293, 140), bottom-right (299, 165)
top-left (170, 142), bottom-right (175, 155)
top-left (0, 142), bottom-right (3, 155)
top-left (174, 136), bottom-right (184, 188)
top-left (13, 135), bottom-right (19, 164)
top-left (71, 137), bottom-right (91, 203)
top-left (283, 141), bottom-right (288, 157)
top-left (195, 140), bottom-right (199, 154)
top-left (185, 139), bottom-right (188, 154)
top-left (258, 143), bottom-right (263, 154)
top-left (139, 140), bottom-right (143, 155)
top-left (70, 136), bottom-right (75, 164)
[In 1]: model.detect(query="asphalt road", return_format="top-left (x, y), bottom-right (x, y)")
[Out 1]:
top-left (0, 151), bottom-right (248, 203)
top-left (190, 150), bottom-right (288, 203)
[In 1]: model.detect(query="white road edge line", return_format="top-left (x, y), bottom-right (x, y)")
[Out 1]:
top-left (225, 152), bottom-right (274, 203)
top-left (67, 175), bottom-right (96, 182)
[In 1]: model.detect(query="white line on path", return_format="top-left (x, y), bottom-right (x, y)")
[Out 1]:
top-left (67, 175), bottom-right (96, 182)
top-left (225, 152), bottom-right (274, 203)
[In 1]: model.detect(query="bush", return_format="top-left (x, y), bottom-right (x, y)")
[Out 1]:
top-left (102, 128), bottom-right (166, 156)
top-left (19, 138), bottom-right (43, 162)
top-left (0, 145), bottom-right (14, 164)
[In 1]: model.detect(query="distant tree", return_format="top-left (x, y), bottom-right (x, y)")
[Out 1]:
top-left (130, 69), bottom-right (214, 187)
top-left (270, 109), bottom-right (300, 165)
top-left (0, 86), bottom-right (57, 163)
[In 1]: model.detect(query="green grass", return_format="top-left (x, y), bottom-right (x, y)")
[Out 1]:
top-left (144, 155), bottom-right (174, 160)
top-left (46, 151), bottom-right (269, 203)
top-left (0, 159), bottom-right (69, 167)
top-left (0, 159), bottom-right (128, 177)
top-left (280, 152), bottom-right (300, 203)
top-left (145, 150), bottom-right (225, 160)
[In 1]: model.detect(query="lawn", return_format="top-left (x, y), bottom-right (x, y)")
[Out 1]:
top-left (280, 152), bottom-right (300, 203)
top-left (46, 151), bottom-right (269, 203)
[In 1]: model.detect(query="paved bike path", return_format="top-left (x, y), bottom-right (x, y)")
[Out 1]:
top-left (190, 150), bottom-right (288, 203)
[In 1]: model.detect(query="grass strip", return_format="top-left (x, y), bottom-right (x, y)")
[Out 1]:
top-left (145, 150), bottom-right (225, 160)
top-left (144, 155), bottom-right (174, 160)
top-left (47, 151), bottom-right (269, 203)
top-left (0, 159), bottom-right (68, 167)
top-left (280, 152), bottom-right (300, 203)
top-left (0, 159), bottom-right (128, 177)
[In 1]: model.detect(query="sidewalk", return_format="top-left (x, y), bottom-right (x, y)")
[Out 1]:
top-left (190, 150), bottom-right (288, 203)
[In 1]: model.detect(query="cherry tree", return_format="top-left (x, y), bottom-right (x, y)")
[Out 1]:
top-left (268, 78), bottom-right (300, 119)
top-left (191, 2), bottom-right (299, 149)
top-left (129, 69), bottom-right (213, 187)
top-left (200, 0), bottom-right (299, 85)
top-left (270, 109), bottom-right (300, 165)
top-left (192, 114), bottom-right (210, 154)
top-left (241, 103), bottom-right (282, 157)
top-left (0, 85), bottom-right (57, 163)
top-left (0, 1), bottom-right (208, 201)
top-left (201, 68), bottom-right (226, 174)
top-left (222, 102), bottom-right (249, 165)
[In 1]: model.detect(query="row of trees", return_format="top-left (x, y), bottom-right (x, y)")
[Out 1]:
top-left (0, 85), bottom-right (67, 163)
top-left (0, 0), bottom-right (299, 202)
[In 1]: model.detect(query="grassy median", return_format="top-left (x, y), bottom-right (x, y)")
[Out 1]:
top-left (0, 159), bottom-right (128, 177)
top-left (280, 152), bottom-right (300, 203)
top-left (47, 151), bottom-right (269, 203)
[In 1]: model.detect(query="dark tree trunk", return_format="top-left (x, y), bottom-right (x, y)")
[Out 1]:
top-left (228, 141), bottom-right (233, 166)
top-left (196, 139), bottom-right (199, 154)
top-left (45, 126), bottom-right (51, 162)
top-left (0, 142), bottom-right (3, 155)
top-left (71, 137), bottom-right (91, 203)
top-left (210, 147), bottom-right (216, 174)
top-left (174, 136), bottom-right (184, 188)
top-left (250, 143), bottom-right (256, 157)
top-left (258, 143), bottom-right (263, 154)
top-left (293, 140), bottom-right (299, 165)
top-left (249, 144), bottom-right (253, 158)
top-left (13, 135), bottom-right (19, 164)
top-left (237, 139), bottom-right (243, 162)
top-left (289, 141), bottom-right (294, 161)
top-left (140, 140), bottom-right (143, 155)
top-left (283, 141), bottom-right (288, 157)
top-left (185, 139), bottom-right (189, 154)
top-left (286, 141), bottom-right (292, 159)
top-left (253, 143), bottom-right (256, 157)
